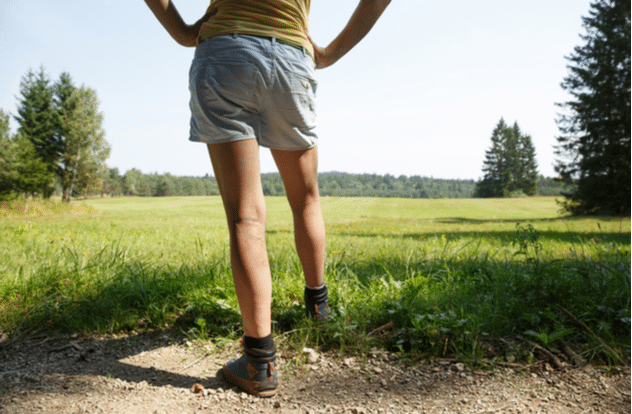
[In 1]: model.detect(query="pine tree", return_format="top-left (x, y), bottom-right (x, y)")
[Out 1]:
top-left (555, 0), bottom-right (631, 215)
top-left (12, 134), bottom-right (54, 200)
top-left (0, 109), bottom-right (15, 199)
top-left (14, 67), bottom-right (60, 197)
top-left (475, 119), bottom-right (539, 197)
top-left (514, 123), bottom-right (539, 196)
top-left (475, 119), bottom-right (508, 197)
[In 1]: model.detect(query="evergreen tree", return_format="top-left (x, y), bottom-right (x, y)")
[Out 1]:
top-left (475, 119), bottom-right (509, 198)
top-left (12, 134), bottom-right (54, 199)
top-left (475, 119), bottom-right (539, 197)
top-left (555, 0), bottom-right (630, 215)
top-left (0, 109), bottom-right (10, 144)
top-left (0, 109), bottom-right (15, 199)
top-left (14, 67), bottom-right (60, 197)
top-left (1, 108), bottom-right (55, 201)
top-left (515, 123), bottom-right (539, 196)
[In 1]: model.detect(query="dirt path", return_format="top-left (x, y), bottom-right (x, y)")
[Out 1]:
top-left (0, 332), bottom-right (629, 414)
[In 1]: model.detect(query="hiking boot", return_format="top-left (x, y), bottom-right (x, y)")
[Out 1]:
top-left (222, 341), bottom-right (278, 397)
top-left (304, 285), bottom-right (329, 320)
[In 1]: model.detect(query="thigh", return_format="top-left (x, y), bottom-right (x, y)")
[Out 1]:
top-left (271, 146), bottom-right (320, 209)
top-left (207, 140), bottom-right (266, 221)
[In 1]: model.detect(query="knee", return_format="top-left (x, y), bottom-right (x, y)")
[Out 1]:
top-left (288, 187), bottom-right (320, 215)
top-left (227, 207), bottom-right (267, 238)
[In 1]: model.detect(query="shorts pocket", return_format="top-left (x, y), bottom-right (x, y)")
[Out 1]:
top-left (201, 62), bottom-right (257, 103)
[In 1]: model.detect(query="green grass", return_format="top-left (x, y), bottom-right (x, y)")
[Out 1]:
top-left (0, 196), bottom-right (629, 365)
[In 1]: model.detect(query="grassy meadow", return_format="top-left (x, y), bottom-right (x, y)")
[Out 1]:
top-left (1, 196), bottom-right (629, 364)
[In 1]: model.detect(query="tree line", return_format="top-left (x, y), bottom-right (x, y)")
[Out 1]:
top-left (95, 168), bottom-right (562, 199)
top-left (102, 169), bottom-right (220, 197)
top-left (274, 173), bottom-right (478, 198)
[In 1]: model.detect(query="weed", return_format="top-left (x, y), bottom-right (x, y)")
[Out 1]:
top-left (513, 223), bottom-right (542, 266)
top-left (187, 317), bottom-right (210, 342)
top-left (524, 327), bottom-right (575, 349)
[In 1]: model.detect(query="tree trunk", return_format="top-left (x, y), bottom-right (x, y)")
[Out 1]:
top-left (65, 148), bottom-right (81, 204)
top-left (65, 173), bottom-right (75, 204)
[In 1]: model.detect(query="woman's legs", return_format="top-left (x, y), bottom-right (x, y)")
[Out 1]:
top-left (271, 146), bottom-right (325, 289)
top-left (207, 140), bottom-right (271, 339)
top-left (206, 141), bottom-right (326, 337)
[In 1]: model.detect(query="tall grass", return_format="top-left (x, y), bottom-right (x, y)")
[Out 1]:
top-left (0, 196), bottom-right (629, 364)
top-left (0, 197), bottom-right (97, 218)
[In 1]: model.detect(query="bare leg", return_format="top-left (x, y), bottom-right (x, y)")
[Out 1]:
top-left (207, 140), bottom-right (271, 339)
top-left (271, 146), bottom-right (325, 288)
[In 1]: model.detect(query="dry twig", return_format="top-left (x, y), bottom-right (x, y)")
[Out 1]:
top-left (368, 321), bottom-right (394, 336)
top-left (524, 339), bottom-right (564, 370)
top-left (555, 304), bottom-right (623, 365)
top-left (557, 339), bottom-right (588, 367)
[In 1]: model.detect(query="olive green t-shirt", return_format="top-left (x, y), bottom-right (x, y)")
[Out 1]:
top-left (197, 0), bottom-right (313, 57)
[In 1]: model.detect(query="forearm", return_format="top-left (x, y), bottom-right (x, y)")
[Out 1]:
top-left (317, 0), bottom-right (391, 68)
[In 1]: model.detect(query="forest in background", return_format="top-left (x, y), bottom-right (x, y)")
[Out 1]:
top-left (99, 168), bottom-right (564, 199)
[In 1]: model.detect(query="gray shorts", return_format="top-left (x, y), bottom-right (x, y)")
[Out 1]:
top-left (189, 34), bottom-right (318, 150)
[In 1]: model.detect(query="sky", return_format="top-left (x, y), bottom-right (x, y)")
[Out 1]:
top-left (0, 0), bottom-right (593, 180)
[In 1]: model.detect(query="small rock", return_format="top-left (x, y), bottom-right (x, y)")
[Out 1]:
top-left (343, 357), bottom-right (355, 367)
top-left (455, 363), bottom-right (465, 372)
top-left (191, 383), bottom-right (204, 394)
top-left (302, 348), bottom-right (319, 364)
